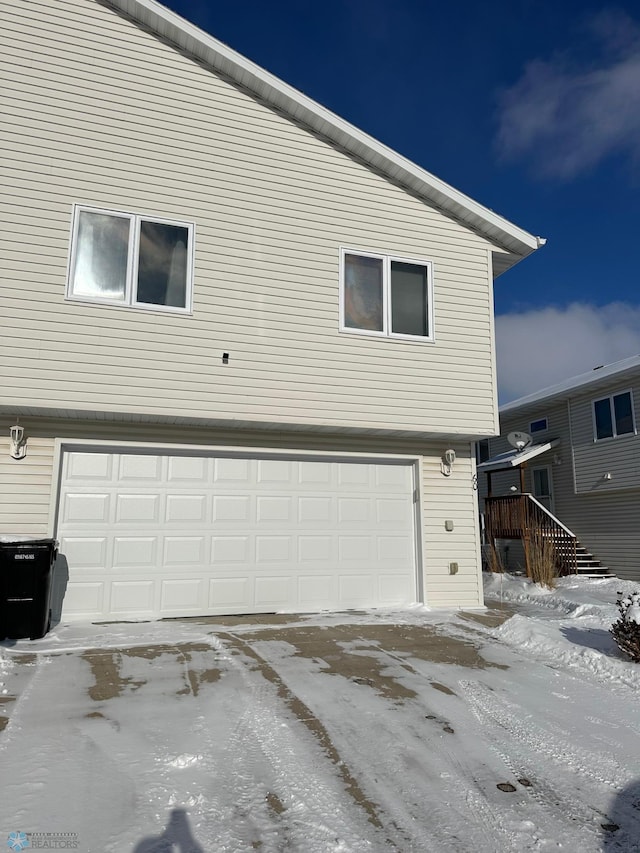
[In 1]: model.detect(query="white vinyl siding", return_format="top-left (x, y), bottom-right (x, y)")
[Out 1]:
top-left (0, 418), bottom-right (484, 610)
top-left (1, 0), bottom-right (497, 438)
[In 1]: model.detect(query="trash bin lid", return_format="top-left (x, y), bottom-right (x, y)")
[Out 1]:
top-left (0, 535), bottom-right (58, 545)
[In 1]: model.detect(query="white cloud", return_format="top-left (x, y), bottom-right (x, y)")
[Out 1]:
top-left (496, 10), bottom-right (640, 178)
top-left (496, 302), bottom-right (640, 403)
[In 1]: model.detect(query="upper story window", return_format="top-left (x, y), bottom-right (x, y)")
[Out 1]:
top-left (529, 417), bottom-right (548, 434)
top-left (340, 248), bottom-right (434, 341)
top-left (475, 439), bottom-right (490, 464)
top-left (67, 206), bottom-right (194, 312)
top-left (592, 391), bottom-right (636, 440)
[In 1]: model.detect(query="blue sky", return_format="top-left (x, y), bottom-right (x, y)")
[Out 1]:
top-left (163, 0), bottom-right (640, 403)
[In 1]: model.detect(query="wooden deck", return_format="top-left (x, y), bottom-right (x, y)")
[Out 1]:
top-left (484, 494), bottom-right (578, 576)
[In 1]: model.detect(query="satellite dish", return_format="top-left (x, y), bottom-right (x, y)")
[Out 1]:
top-left (507, 431), bottom-right (532, 452)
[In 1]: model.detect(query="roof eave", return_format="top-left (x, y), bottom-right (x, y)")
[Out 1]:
top-left (500, 355), bottom-right (640, 416)
top-left (106, 0), bottom-right (543, 272)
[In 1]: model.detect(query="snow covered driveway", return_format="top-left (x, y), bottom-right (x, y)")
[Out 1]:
top-left (2, 575), bottom-right (640, 852)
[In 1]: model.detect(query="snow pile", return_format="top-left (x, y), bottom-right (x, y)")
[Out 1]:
top-left (483, 573), bottom-right (640, 687)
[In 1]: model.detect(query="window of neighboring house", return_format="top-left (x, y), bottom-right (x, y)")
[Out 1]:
top-left (530, 417), bottom-right (548, 434)
top-left (593, 391), bottom-right (636, 440)
top-left (67, 206), bottom-right (194, 312)
top-left (475, 439), bottom-right (490, 465)
top-left (340, 249), bottom-right (434, 340)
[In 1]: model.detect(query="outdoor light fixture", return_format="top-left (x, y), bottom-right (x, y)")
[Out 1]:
top-left (440, 448), bottom-right (456, 477)
top-left (9, 424), bottom-right (26, 460)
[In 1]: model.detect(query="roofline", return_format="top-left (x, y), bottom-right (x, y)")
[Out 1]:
top-left (500, 354), bottom-right (640, 415)
top-left (106, 0), bottom-right (543, 275)
top-left (477, 438), bottom-right (559, 472)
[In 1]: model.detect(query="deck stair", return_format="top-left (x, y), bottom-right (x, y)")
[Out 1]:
top-left (484, 493), bottom-right (612, 578)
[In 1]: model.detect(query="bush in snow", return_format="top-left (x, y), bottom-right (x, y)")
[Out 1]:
top-left (610, 592), bottom-right (640, 663)
top-left (524, 531), bottom-right (557, 589)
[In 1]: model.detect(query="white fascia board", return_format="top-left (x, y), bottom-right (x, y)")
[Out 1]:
top-left (107, 0), bottom-right (543, 272)
top-left (500, 355), bottom-right (640, 416)
top-left (477, 439), bottom-right (559, 472)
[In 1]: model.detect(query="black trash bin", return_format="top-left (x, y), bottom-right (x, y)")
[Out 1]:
top-left (0, 538), bottom-right (58, 640)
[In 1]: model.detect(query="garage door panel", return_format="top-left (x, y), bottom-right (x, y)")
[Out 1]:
top-left (161, 579), bottom-right (204, 612)
top-left (298, 536), bottom-right (333, 562)
top-left (379, 574), bottom-right (413, 603)
top-left (256, 496), bottom-right (291, 523)
top-left (118, 455), bottom-right (162, 481)
top-left (116, 494), bottom-right (160, 524)
top-left (58, 452), bottom-right (418, 621)
top-left (298, 497), bottom-right (332, 523)
top-left (338, 536), bottom-right (371, 562)
top-left (339, 574), bottom-right (374, 602)
top-left (298, 575), bottom-right (335, 606)
top-left (167, 456), bottom-right (210, 482)
top-left (64, 581), bottom-right (105, 615)
top-left (255, 536), bottom-right (290, 562)
top-left (214, 458), bottom-right (251, 483)
top-left (163, 536), bottom-right (205, 566)
top-left (213, 495), bottom-right (251, 522)
top-left (113, 536), bottom-right (157, 567)
top-left (110, 580), bottom-right (155, 614)
top-left (61, 537), bottom-right (108, 569)
top-left (64, 493), bottom-right (110, 523)
top-left (255, 576), bottom-right (294, 606)
top-left (209, 576), bottom-right (251, 608)
top-left (66, 452), bottom-right (112, 481)
top-left (165, 494), bottom-right (207, 523)
top-left (211, 536), bottom-right (250, 563)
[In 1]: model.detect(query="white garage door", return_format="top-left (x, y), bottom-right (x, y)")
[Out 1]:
top-left (56, 450), bottom-right (418, 621)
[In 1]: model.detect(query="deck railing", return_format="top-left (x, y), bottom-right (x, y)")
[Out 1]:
top-left (484, 494), bottom-right (577, 575)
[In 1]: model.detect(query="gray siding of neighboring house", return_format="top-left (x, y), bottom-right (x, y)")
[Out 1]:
top-left (483, 381), bottom-right (640, 582)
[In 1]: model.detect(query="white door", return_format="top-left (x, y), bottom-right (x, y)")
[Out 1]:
top-left (532, 465), bottom-right (554, 514)
top-left (56, 450), bottom-right (418, 621)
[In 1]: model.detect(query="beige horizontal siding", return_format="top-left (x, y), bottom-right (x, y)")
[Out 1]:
top-left (1, 0), bottom-right (498, 437)
top-left (0, 417), bottom-right (483, 608)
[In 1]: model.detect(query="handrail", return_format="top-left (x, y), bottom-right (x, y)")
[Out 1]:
top-left (525, 494), bottom-right (576, 537)
top-left (484, 494), bottom-right (577, 575)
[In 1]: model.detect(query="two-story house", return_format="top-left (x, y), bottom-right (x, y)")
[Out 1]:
top-left (0, 0), bottom-right (542, 623)
top-left (478, 355), bottom-right (640, 582)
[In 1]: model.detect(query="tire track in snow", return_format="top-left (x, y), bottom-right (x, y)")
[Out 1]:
top-left (461, 679), bottom-right (630, 789)
top-left (460, 679), bottom-right (625, 851)
top-left (215, 632), bottom-right (386, 852)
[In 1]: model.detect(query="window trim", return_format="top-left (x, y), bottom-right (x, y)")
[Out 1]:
top-left (529, 417), bottom-right (548, 434)
top-left (591, 389), bottom-right (637, 441)
top-left (475, 438), bottom-right (490, 465)
top-left (339, 247), bottom-right (434, 342)
top-left (66, 204), bottom-right (195, 314)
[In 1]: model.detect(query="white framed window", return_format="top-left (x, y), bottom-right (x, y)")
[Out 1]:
top-left (339, 248), bottom-right (434, 341)
top-left (529, 417), bottom-right (548, 434)
top-left (592, 391), bottom-right (636, 441)
top-left (67, 205), bottom-right (194, 312)
top-left (475, 439), bottom-right (490, 464)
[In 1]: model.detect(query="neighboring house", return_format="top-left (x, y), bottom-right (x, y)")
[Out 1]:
top-left (0, 0), bottom-right (542, 623)
top-left (478, 356), bottom-right (640, 582)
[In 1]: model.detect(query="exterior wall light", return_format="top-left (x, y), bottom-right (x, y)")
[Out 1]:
top-left (441, 448), bottom-right (456, 477)
top-left (10, 424), bottom-right (26, 460)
